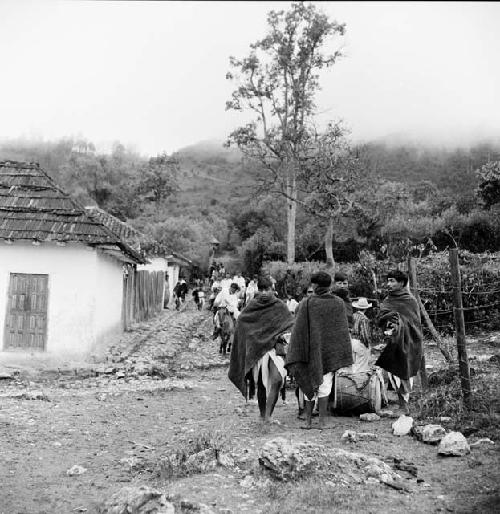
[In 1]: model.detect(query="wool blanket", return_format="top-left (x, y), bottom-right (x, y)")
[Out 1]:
top-left (375, 289), bottom-right (423, 380)
top-left (333, 289), bottom-right (353, 329)
top-left (285, 290), bottom-right (353, 399)
top-left (228, 293), bottom-right (294, 398)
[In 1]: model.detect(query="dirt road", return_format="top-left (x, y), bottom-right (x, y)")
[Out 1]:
top-left (1, 303), bottom-right (499, 513)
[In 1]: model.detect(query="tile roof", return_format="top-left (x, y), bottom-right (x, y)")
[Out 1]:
top-left (84, 206), bottom-right (154, 252)
top-left (0, 161), bottom-right (145, 263)
top-left (85, 206), bottom-right (192, 266)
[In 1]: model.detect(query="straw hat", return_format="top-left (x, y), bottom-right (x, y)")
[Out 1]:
top-left (352, 297), bottom-right (372, 309)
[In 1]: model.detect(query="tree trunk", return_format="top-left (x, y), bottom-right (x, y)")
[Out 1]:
top-left (286, 169), bottom-right (296, 265)
top-left (324, 217), bottom-right (335, 271)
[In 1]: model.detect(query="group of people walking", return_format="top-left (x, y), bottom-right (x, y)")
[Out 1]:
top-left (228, 268), bottom-right (423, 429)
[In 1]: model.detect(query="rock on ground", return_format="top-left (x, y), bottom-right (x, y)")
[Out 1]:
top-left (421, 425), bottom-right (446, 444)
top-left (97, 485), bottom-right (175, 514)
top-left (438, 432), bottom-right (471, 457)
top-left (258, 437), bottom-right (404, 488)
top-left (258, 438), bottom-right (316, 480)
top-left (392, 415), bottom-right (414, 436)
top-left (360, 413), bottom-right (380, 422)
top-left (413, 424), bottom-right (446, 444)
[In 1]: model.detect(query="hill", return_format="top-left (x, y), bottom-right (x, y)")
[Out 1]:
top-left (165, 140), bottom-right (257, 218)
top-left (175, 139), bottom-right (242, 164)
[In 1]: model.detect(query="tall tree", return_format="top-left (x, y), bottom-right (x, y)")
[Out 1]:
top-left (226, 1), bottom-right (345, 264)
top-left (298, 123), bottom-right (373, 269)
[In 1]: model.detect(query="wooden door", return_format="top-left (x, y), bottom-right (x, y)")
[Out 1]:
top-left (3, 273), bottom-right (48, 351)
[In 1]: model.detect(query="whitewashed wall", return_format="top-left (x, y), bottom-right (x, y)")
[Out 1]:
top-left (94, 250), bottom-right (125, 353)
top-left (0, 242), bottom-right (124, 360)
top-left (138, 256), bottom-right (168, 272)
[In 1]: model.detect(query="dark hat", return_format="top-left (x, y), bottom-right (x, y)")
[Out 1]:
top-left (257, 275), bottom-right (273, 291)
top-left (334, 271), bottom-right (348, 282)
top-left (310, 271), bottom-right (332, 287)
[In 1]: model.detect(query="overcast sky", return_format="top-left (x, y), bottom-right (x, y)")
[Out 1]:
top-left (0, 1), bottom-right (499, 156)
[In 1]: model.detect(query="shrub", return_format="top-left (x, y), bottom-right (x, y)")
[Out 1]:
top-left (263, 250), bottom-right (500, 333)
top-left (413, 362), bottom-right (500, 439)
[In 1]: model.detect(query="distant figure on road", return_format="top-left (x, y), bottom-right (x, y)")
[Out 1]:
top-left (173, 281), bottom-right (183, 311)
top-left (178, 278), bottom-right (188, 302)
top-left (192, 287), bottom-right (205, 311)
top-left (220, 273), bottom-right (232, 292)
top-left (213, 282), bottom-right (241, 354)
top-left (376, 270), bottom-right (423, 415)
top-left (245, 276), bottom-right (258, 306)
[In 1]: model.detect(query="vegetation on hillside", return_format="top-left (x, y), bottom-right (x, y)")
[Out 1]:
top-left (1, 135), bottom-right (499, 273)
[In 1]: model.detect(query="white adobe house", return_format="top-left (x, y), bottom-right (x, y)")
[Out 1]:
top-left (0, 161), bottom-right (144, 361)
top-left (84, 206), bottom-right (192, 307)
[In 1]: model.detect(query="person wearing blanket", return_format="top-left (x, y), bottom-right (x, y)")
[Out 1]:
top-left (228, 275), bottom-right (294, 424)
top-left (376, 269), bottom-right (423, 415)
top-left (286, 271), bottom-right (353, 429)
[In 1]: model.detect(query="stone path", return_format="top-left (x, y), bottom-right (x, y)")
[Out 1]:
top-left (0, 299), bottom-right (226, 399)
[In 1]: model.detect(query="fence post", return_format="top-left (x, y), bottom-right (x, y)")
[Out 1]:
top-left (449, 248), bottom-right (472, 409)
top-left (407, 257), bottom-right (428, 390)
top-left (407, 257), bottom-right (452, 363)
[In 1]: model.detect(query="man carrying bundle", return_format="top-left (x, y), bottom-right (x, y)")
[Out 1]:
top-left (376, 270), bottom-right (423, 415)
top-left (286, 271), bottom-right (353, 429)
top-left (228, 275), bottom-right (294, 424)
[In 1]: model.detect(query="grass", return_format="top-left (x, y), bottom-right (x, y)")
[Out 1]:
top-left (413, 361), bottom-right (500, 439)
top-left (264, 477), bottom-right (412, 514)
top-left (157, 429), bottom-right (229, 479)
top-left (265, 477), bottom-right (355, 513)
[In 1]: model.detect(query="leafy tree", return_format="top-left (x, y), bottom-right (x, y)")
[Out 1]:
top-left (226, 1), bottom-right (345, 264)
top-left (229, 194), bottom-right (286, 242)
top-left (476, 161), bottom-right (500, 209)
top-left (146, 216), bottom-right (209, 269)
top-left (411, 180), bottom-right (438, 203)
top-left (137, 153), bottom-right (179, 211)
top-left (239, 227), bottom-right (277, 276)
top-left (296, 123), bottom-right (373, 268)
top-left (63, 151), bottom-right (111, 205)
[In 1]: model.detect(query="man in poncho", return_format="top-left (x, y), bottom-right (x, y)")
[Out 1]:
top-left (228, 275), bottom-right (294, 423)
top-left (286, 271), bottom-right (353, 429)
top-left (332, 271), bottom-right (353, 329)
top-left (376, 270), bottom-right (423, 414)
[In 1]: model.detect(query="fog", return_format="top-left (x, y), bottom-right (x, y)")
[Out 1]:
top-left (0, 1), bottom-right (498, 155)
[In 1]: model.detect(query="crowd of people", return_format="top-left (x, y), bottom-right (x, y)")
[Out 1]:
top-left (225, 268), bottom-right (423, 429)
top-left (170, 262), bottom-right (423, 429)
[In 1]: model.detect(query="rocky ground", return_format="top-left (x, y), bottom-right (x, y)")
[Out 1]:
top-left (0, 300), bottom-right (499, 514)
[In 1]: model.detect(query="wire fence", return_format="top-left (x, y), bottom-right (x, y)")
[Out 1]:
top-left (355, 251), bottom-right (500, 334)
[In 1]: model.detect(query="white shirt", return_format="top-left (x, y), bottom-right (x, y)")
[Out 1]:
top-left (350, 338), bottom-right (371, 374)
top-left (245, 281), bottom-right (257, 303)
top-left (234, 275), bottom-right (246, 290)
top-left (213, 289), bottom-right (240, 318)
top-left (220, 278), bottom-right (233, 292)
top-left (286, 298), bottom-right (299, 314)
